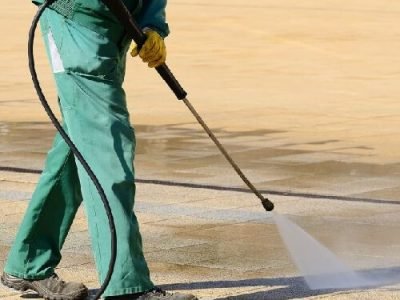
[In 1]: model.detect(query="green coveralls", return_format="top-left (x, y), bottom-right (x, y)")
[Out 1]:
top-left (4, 0), bottom-right (169, 297)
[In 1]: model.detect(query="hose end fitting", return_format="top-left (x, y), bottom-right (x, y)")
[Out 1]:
top-left (261, 197), bottom-right (274, 211)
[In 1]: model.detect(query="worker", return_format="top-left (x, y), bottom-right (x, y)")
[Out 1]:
top-left (1, 0), bottom-right (197, 299)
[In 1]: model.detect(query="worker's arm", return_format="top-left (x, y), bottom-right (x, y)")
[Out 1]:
top-left (130, 0), bottom-right (169, 68)
top-left (136, 0), bottom-right (169, 38)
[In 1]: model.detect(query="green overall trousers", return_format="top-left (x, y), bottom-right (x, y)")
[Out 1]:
top-left (5, 0), bottom-right (169, 297)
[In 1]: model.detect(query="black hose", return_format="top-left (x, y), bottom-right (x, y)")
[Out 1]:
top-left (29, 0), bottom-right (273, 297)
top-left (28, 1), bottom-right (117, 299)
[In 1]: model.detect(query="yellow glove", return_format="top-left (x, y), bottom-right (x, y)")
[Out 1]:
top-left (130, 29), bottom-right (166, 68)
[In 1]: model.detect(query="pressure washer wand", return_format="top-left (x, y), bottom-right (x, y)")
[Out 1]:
top-left (102, 0), bottom-right (274, 212)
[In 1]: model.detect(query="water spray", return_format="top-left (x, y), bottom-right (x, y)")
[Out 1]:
top-left (29, 0), bottom-right (274, 298)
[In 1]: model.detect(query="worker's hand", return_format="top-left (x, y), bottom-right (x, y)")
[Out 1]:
top-left (130, 29), bottom-right (166, 68)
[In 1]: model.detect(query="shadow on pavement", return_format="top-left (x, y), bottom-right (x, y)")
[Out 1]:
top-left (20, 293), bottom-right (41, 299)
top-left (160, 266), bottom-right (400, 300)
top-left (24, 266), bottom-right (399, 299)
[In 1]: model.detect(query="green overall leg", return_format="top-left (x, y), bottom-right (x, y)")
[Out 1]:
top-left (4, 9), bottom-right (154, 296)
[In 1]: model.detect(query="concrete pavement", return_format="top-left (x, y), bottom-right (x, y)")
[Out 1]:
top-left (1, 122), bottom-right (400, 299)
top-left (1, 0), bottom-right (400, 299)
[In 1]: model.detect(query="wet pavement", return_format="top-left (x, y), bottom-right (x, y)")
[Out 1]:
top-left (1, 121), bottom-right (400, 299)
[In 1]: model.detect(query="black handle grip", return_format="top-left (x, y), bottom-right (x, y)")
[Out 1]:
top-left (102, 0), bottom-right (187, 100)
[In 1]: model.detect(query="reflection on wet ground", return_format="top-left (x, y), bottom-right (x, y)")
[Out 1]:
top-left (1, 121), bottom-right (400, 202)
top-left (2, 122), bottom-right (400, 299)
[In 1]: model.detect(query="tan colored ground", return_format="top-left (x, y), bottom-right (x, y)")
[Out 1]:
top-left (2, 1), bottom-right (400, 162)
top-left (1, 1), bottom-right (400, 299)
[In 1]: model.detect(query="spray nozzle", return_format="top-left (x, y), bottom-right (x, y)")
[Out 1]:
top-left (261, 197), bottom-right (274, 211)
